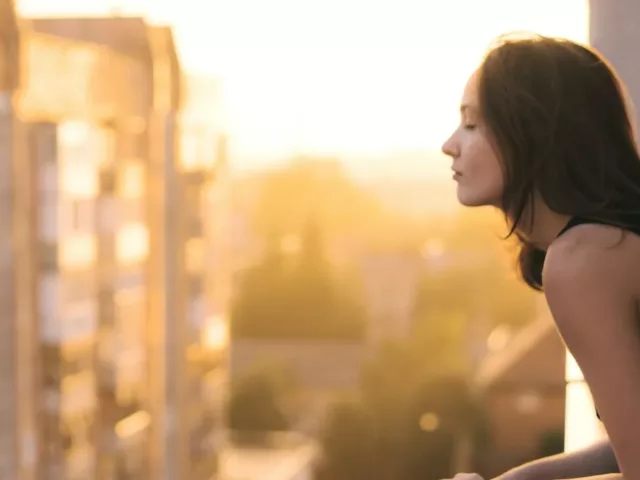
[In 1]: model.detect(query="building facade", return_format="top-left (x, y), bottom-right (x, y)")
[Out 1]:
top-left (0, 11), bottom-right (229, 480)
top-left (21, 17), bottom-right (155, 479)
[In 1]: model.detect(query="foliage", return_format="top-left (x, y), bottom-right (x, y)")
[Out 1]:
top-left (317, 371), bottom-right (488, 480)
top-left (231, 158), bottom-right (541, 478)
top-left (231, 216), bottom-right (367, 340)
top-left (227, 364), bottom-right (296, 433)
top-left (410, 209), bottom-right (540, 376)
top-left (248, 157), bottom-right (389, 240)
top-left (316, 399), bottom-right (377, 480)
top-left (537, 429), bottom-right (565, 458)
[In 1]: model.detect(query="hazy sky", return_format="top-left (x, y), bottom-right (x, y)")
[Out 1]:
top-left (19, 0), bottom-right (588, 175)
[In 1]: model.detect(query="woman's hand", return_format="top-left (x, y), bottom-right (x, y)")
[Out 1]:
top-left (441, 473), bottom-right (484, 480)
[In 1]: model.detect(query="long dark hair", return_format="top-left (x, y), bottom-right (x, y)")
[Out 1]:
top-left (477, 34), bottom-right (640, 290)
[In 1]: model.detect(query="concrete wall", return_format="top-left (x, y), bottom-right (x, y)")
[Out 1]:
top-left (590, 0), bottom-right (640, 131)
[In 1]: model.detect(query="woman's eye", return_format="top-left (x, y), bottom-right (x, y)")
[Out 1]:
top-left (463, 124), bottom-right (477, 131)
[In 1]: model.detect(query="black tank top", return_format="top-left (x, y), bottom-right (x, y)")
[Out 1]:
top-left (556, 215), bottom-right (640, 421)
top-left (557, 215), bottom-right (640, 238)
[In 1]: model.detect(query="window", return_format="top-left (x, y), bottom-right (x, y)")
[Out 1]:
top-left (38, 162), bottom-right (58, 196)
top-left (114, 287), bottom-right (145, 341)
top-left (41, 343), bottom-right (94, 388)
top-left (41, 299), bottom-right (97, 344)
top-left (60, 161), bottom-right (98, 198)
top-left (58, 234), bottom-right (96, 270)
top-left (118, 162), bottom-right (145, 198)
top-left (185, 238), bottom-right (204, 275)
top-left (115, 223), bottom-right (148, 265)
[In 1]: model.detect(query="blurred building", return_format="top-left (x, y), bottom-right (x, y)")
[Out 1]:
top-left (472, 301), bottom-right (566, 477)
top-left (357, 248), bottom-right (425, 344)
top-left (0, 9), bottom-right (230, 480)
top-left (219, 432), bottom-right (318, 480)
top-left (230, 340), bottom-right (367, 434)
top-left (21, 15), bottom-right (154, 479)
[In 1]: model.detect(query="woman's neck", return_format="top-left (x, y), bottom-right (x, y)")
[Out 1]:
top-left (511, 199), bottom-right (571, 251)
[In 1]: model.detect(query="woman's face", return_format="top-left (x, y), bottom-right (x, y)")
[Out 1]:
top-left (442, 71), bottom-right (504, 208)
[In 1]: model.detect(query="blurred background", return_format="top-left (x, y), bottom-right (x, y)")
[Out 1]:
top-left (0, 0), bottom-right (633, 479)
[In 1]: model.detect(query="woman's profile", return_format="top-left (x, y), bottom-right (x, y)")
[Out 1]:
top-left (441, 34), bottom-right (640, 480)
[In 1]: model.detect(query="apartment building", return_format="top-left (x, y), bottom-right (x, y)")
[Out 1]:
top-left (19, 16), bottom-right (155, 479)
top-left (0, 13), bottom-right (229, 480)
top-left (472, 302), bottom-right (566, 477)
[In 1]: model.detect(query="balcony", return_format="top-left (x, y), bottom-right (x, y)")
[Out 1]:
top-left (97, 344), bottom-right (145, 389)
top-left (43, 371), bottom-right (97, 416)
top-left (58, 233), bottom-right (97, 271)
top-left (115, 223), bottom-right (148, 265)
top-left (40, 298), bottom-right (98, 345)
top-left (97, 288), bottom-right (116, 326)
top-left (113, 269), bottom-right (145, 292)
top-left (41, 342), bottom-right (94, 389)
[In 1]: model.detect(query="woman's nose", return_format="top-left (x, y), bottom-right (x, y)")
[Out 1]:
top-left (441, 134), bottom-right (459, 158)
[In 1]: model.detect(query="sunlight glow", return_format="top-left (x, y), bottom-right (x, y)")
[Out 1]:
top-left (419, 412), bottom-right (440, 432)
top-left (18, 0), bottom-right (589, 173)
top-left (202, 315), bottom-right (229, 350)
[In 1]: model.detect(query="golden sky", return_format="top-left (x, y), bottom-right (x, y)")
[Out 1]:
top-left (19, 0), bottom-right (588, 173)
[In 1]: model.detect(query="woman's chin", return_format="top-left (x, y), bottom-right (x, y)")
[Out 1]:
top-left (456, 189), bottom-right (494, 208)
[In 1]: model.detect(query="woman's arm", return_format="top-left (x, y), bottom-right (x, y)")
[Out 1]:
top-left (562, 475), bottom-right (622, 480)
top-left (544, 227), bottom-right (640, 480)
top-left (444, 439), bottom-right (618, 480)
top-left (497, 439), bottom-right (619, 480)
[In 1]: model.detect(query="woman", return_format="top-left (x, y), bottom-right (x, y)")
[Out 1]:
top-left (441, 34), bottom-right (640, 480)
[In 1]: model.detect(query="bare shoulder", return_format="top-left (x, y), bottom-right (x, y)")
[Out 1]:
top-left (543, 225), bottom-right (640, 480)
top-left (543, 223), bottom-right (640, 296)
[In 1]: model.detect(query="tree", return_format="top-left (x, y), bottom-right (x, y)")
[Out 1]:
top-left (409, 209), bottom-right (539, 376)
top-left (316, 400), bottom-right (377, 480)
top-left (402, 377), bottom-right (489, 479)
top-left (248, 157), bottom-right (389, 241)
top-left (227, 364), bottom-right (296, 434)
top-left (230, 216), bottom-right (367, 340)
top-left (317, 370), bottom-right (488, 480)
